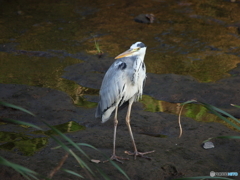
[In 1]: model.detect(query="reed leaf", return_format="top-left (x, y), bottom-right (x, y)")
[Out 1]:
top-left (0, 156), bottom-right (39, 180)
top-left (0, 101), bottom-right (35, 116)
top-left (62, 169), bottom-right (84, 178)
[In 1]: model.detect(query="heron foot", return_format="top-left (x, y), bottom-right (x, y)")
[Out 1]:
top-left (103, 154), bottom-right (129, 164)
top-left (124, 150), bottom-right (155, 160)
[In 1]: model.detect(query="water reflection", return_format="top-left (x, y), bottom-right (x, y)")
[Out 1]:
top-left (140, 95), bottom-right (239, 131)
top-left (0, 52), bottom-right (98, 107)
top-left (0, 131), bottom-right (48, 156)
top-left (33, 121), bottom-right (85, 136)
top-left (1, 0), bottom-right (240, 85)
top-left (56, 77), bottom-right (98, 107)
top-left (0, 121), bottom-right (85, 155)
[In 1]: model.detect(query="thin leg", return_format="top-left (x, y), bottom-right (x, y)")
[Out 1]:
top-left (112, 111), bottom-right (118, 156)
top-left (103, 106), bottom-right (129, 163)
top-left (125, 99), bottom-right (155, 160)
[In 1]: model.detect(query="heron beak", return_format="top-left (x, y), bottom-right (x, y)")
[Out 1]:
top-left (115, 49), bottom-right (134, 59)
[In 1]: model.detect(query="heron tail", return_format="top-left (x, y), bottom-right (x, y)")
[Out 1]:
top-left (95, 103), bottom-right (102, 119)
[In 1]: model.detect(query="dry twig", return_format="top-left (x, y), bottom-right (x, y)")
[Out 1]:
top-left (48, 153), bottom-right (69, 179)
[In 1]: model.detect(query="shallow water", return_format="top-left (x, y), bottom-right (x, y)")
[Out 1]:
top-left (1, 0), bottom-right (240, 86)
top-left (1, 0), bottom-right (240, 107)
top-left (140, 95), bottom-right (239, 131)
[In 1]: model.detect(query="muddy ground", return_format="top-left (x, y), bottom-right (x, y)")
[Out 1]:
top-left (0, 58), bottom-right (240, 180)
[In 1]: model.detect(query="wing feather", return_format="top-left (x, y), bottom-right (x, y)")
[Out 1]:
top-left (95, 59), bottom-right (128, 123)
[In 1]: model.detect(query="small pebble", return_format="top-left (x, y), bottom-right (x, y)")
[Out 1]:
top-left (202, 141), bottom-right (215, 149)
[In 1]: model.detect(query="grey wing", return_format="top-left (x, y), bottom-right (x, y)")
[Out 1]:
top-left (95, 60), bottom-right (128, 123)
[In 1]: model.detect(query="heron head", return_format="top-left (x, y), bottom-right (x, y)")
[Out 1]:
top-left (115, 42), bottom-right (146, 59)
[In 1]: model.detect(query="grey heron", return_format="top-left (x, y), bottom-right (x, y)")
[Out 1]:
top-left (95, 42), bottom-right (155, 163)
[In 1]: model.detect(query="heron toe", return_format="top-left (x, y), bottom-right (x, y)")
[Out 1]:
top-left (103, 154), bottom-right (129, 164)
top-left (124, 150), bottom-right (155, 160)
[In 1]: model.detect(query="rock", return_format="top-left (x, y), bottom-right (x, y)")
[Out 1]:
top-left (134, 14), bottom-right (155, 24)
top-left (202, 141), bottom-right (215, 149)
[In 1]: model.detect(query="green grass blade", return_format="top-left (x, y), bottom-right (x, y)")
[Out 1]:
top-left (207, 104), bottom-right (240, 124)
top-left (0, 101), bottom-right (128, 180)
top-left (0, 101), bottom-right (35, 116)
top-left (208, 107), bottom-right (240, 130)
top-left (197, 102), bottom-right (240, 130)
top-left (53, 143), bottom-right (99, 151)
top-left (75, 143), bottom-right (99, 150)
top-left (180, 99), bottom-right (197, 106)
top-left (181, 100), bottom-right (240, 129)
top-left (50, 135), bottom-right (92, 171)
top-left (52, 140), bottom-right (129, 179)
top-left (42, 121), bottom-right (91, 159)
top-left (53, 142), bottom-right (129, 180)
top-left (93, 37), bottom-right (101, 53)
top-left (42, 121), bottom-right (95, 176)
top-left (214, 135), bottom-right (240, 139)
top-left (62, 169), bottom-right (84, 178)
top-left (231, 104), bottom-right (240, 108)
top-left (203, 136), bottom-right (240, 143)
top-left (109, 160), bottom-right (130, 180)
top-left (69, 149), bottom-right (92, 171)
top-left (96, 168), bottom-right (111, 180)
top-left (50, 134), bottom-right (96, 180)
top-left (2, 118), bottom-right (43, 130)
top-left (0, 156), bottom-right (39, 180)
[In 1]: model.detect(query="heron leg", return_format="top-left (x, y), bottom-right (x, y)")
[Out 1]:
top-left (103, 106), bottom-right (129, 163)
top-left (125, 99), bottom-right (155, 160)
